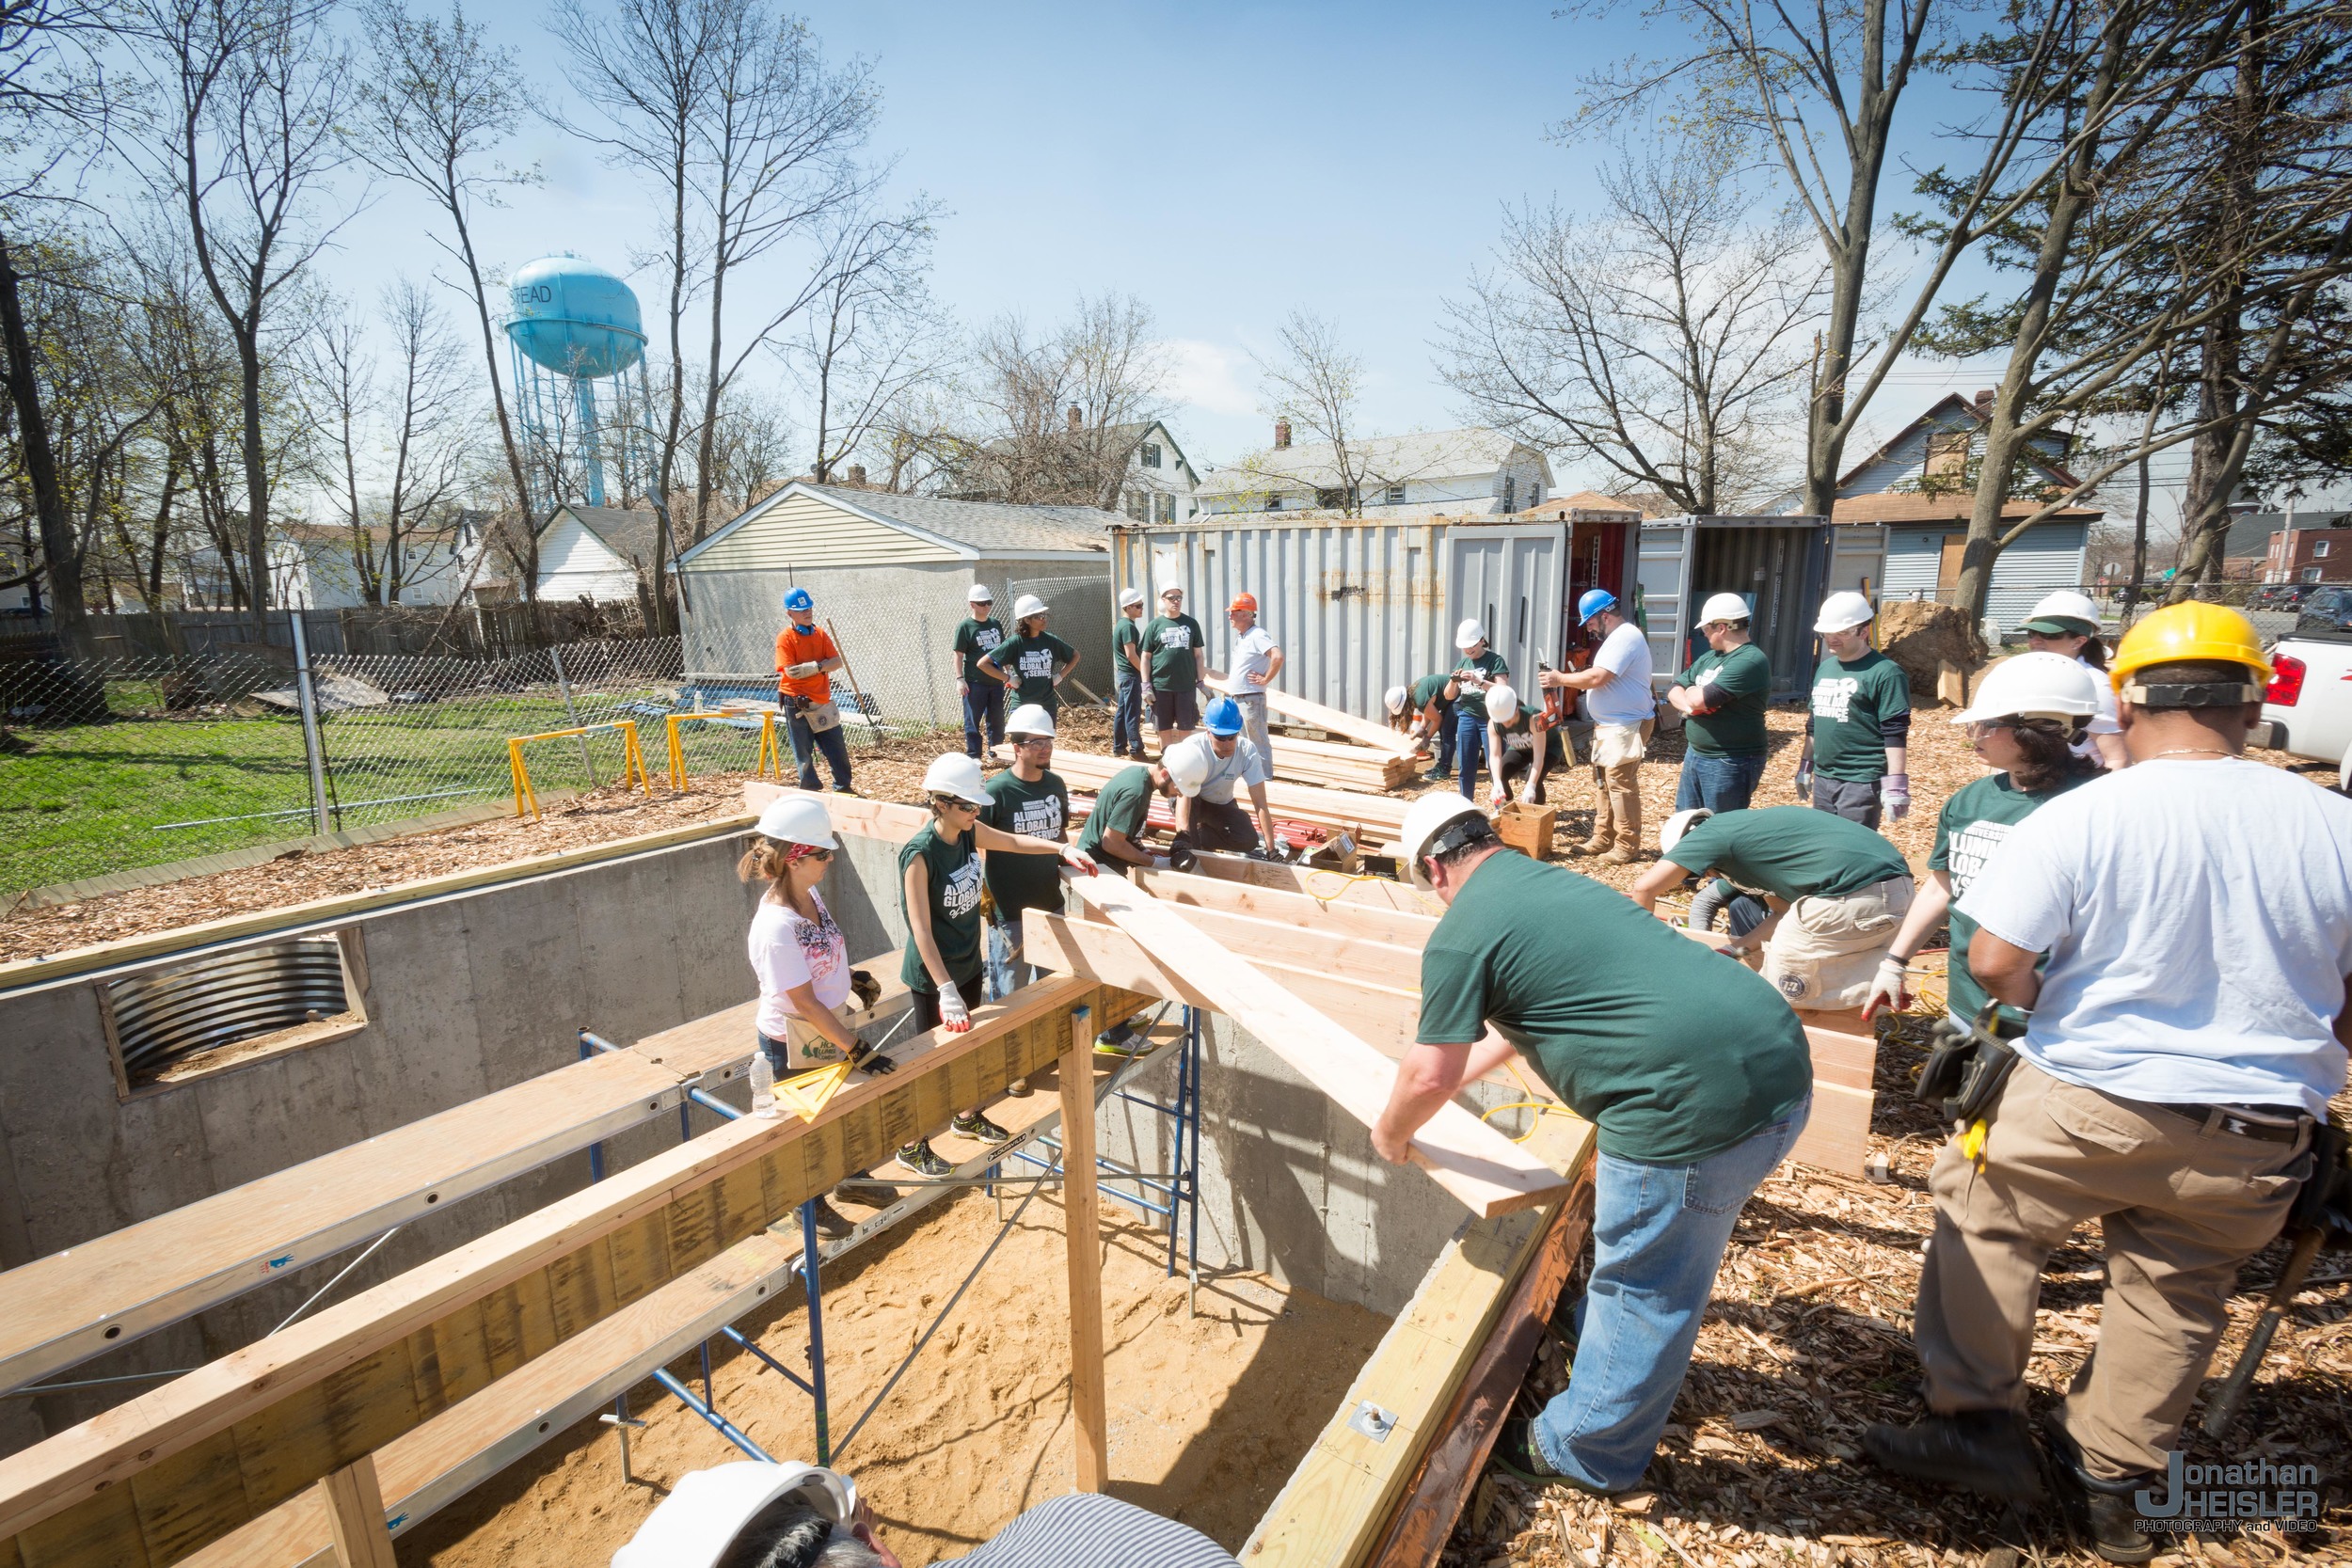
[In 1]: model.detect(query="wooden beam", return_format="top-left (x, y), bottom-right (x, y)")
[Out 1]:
top-left (1210, 682), bottom-right (1418, 759)
top-left (1060, 1008), bottom-right (1107, 1493)
top-left (315, 1457), bottom-right (394, 1568)
top-left (1128, 867), bottom-right (1438, 945)
top-left (1065, 876), bottom-right (1566, 1219)
top-left (1031, 751), bottom-right (1413, 843)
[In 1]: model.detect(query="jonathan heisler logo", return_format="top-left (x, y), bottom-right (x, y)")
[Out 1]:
top-left (2132, 1452), bottom-right (2324, 1536)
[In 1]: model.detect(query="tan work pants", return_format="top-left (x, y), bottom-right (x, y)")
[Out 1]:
top-left (1915, 1060), bottom-right (2307, 1479)
top-left (1758, 874), bottom-right (1910, 1009)
top-left (1586, 721), bottom-right (1650, 853)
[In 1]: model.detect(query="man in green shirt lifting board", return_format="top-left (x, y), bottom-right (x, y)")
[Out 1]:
top-left (1372, 794), bottom-right (1813, 1495)
top-left (1665, 593), bottom-right (1772, 814)
top-left (1800, 591), bottom-right (1912, 830)
top-left (1630, 805), bottom-right (1913, 1011)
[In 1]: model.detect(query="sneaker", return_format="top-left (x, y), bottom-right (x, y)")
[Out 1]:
top-left (895, 1141), bottom-right (952, 1179)
top-left (1005, 1076), bottom-right (1033, 1098)
top-left (1860, 1409), bottom-right (2043, 1502)
top-left (833, 1175), bottom-right (898, 1207)
top-left (2043, 1416), bottom-right (2159, 1564)
top-left (1094, 1022), bottom-right (1144, 1057)
top-left (951, 1112), bottom-right (1013, 1145)
top-left (806, 1197), bottom-right (854, 1240)
top-left (1492, 1417), bottom-right (1565, 1483)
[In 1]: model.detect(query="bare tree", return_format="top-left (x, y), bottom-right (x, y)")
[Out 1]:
top-left (1250, 309), bottom-right (1369, 515)
top-left (960, 294), bottom-right (1168, 508)
top-left (1441, 142), bottom-right (1827, 515)
top-left (794, 193), bottom-right (947, 483)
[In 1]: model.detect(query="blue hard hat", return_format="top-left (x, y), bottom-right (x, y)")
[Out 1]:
top-left (783, 587), bottom-right (815, 612)
top-left (1578, 588), bottom-right (1618, 623)
top-left (1202, 696), bottom-right (1245, 736)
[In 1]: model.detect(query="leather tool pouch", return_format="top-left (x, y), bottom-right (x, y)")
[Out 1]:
top-left (802, 700), bottom-right (841, 733)
top-left (2288, 1118), bottom-right (2352, 1247)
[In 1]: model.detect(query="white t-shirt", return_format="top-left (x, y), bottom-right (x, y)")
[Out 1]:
top-left (1231, 626), bottom-right (1278, 692)
top-left (1956, 758), bottom-right (2352, 1115)
top-left (1585, 621), bottom-right (1658, 726)
top-left (1170, 731), bottom-right (1268, 803)
top-left (2071, 655), bottom-right (2122, 762)
top-left (748, 890), bottom-right (852, 1040)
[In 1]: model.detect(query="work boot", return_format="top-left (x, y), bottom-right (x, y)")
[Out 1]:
top-left (1599, 844), bottom-right (1639, 865)
top-left (2043, 1416), bottom-right (2159, 1563)
top-left (832, 1175), bottom-right (898, 1208)
top-left (806, 1197), bottom-right (855, 1240)
top-left (1860, 1409), bottom-right (2043, 1502)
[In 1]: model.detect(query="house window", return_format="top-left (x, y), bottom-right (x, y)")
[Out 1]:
top-left (2315, 539), bottom-right (2331, 559)
top-left (1315, 486), bottom-right (1347, 510)
top-left (1502, 476), bottom-right (1517, 513)
top-left (1265, 495), bottom-right (1282, 512)
top-left (2304, 566), bottom-right (2324, 583)
top-left (1385, 483), bottom-right (1406, 506)
top-left (1124, 489), bottom-right (1148, 522)
top-left (1140, 443), bottom-right (1161, 469)
top-left (1925, 430), bottom-right (1971, 480)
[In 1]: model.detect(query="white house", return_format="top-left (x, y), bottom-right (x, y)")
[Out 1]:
top-left (534, 505), bottom-right (665, 603)
top-left (1195, 425), bottom-right (1553, 518)
top-left (275, 515), bottom-right (495, 610)
top-left (1117, 420), bottom-right (1201, 526)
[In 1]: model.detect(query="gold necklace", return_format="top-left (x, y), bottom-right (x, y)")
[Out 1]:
top-left (2147, 747), bottom-right (2233, 760)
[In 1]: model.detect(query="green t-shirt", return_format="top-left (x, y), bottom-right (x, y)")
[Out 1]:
top-left (989, 630), bottom-right (1075, 710)
top-left (1451, 649), bottom-right (1510, 722)
top-left (1410, 672), bottom-right (1453, 713)
top-left (1417, 850), bottom-right (1812, 1164)
top-left (1809, 650), bottom-right (1911, 782)
top-left (980, 768), bottom-right (1070, 918)
top-left (898, 821), bottom-right (985, 992)
top-left (1142, 614), bottom-right (1205, 690)
top-left (1113, 616), bottom-right (1144, 687)
top-left (1930, 770), bottom-right (2091, 1021)
top-left (1675, 643), bottom-right (1771, 755)
top-left (1662, 805), bottom-right (1908, 902)
top-left (1075, 763), bottom-right (1159, 878)
top-left (952, 617), bottom-right (1006, 684)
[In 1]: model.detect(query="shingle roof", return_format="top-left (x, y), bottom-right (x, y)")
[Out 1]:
top-left (1830, 494), bottom-right (2103, 524)
top-left (793, 484), bottom-right (1117, 554)
top-left (1516, 489), bottom-right (1653, 519)
top-left (1197, 427), bottom-right (1534, 498)
top-left (547, 506), bottom-right (664, 566)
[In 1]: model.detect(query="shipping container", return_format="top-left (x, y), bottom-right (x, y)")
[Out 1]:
top-left (1637, 515), bottom-right (1883, 697)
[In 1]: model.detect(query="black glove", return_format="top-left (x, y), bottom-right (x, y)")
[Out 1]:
top-left (850, 970), bottom-right (882, 1011)
top-left (847, 1035), bottom-right (894, 1074)
top-left (1167, 834), bottom-right (1200, 873)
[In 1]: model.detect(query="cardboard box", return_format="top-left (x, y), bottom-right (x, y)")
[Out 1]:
top-left (1493, 802), bottom-right (1558, 861)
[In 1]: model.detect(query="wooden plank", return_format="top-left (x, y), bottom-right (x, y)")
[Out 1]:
top-left (0, 976), bottom-right (1141, 1560)
top-left (1073, 900), bottom-right (1424, 995)
top-left (1033, 751), bottom-right (1413, 842)
top-left (315, 1458), bottom-right (394, 1568)
top-left (1128, 867), bottom-right (1438, 944)
top-left (1176, 853), bottom-right (1429, 913)
top-left (1065, 875), bottom-right (1566, 1219)
top-left (1788, 1080), bottom-right (1874, 1177)
top-left (1060, 1007), bottom-right (1107, 1493)
top-left (0, 816), bottom-right (757, 995)
top-left (1212, 682), bottom-right (1419, 759)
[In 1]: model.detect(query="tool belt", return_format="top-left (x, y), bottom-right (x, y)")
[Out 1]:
top-left (1917, 1002), bottom-right (2027, 1127)
top-left (783, 693), bottom-right (841, 733)
top-left (2289, 1117), bottom-right (2352, 1248)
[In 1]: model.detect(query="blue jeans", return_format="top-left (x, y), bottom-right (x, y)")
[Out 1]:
top-left (1534, 1094), bottom-right (1811, 1491)
top-left (962, 683), bottom-right (1005, 759)
top-left (1113, 677), bottom-right (1145, 756)
top-left (986, 917), bottom-right (1037, 999)
top-left (1428, 698), bottom-right (1457, 777)
top-left (787, 705), bottom-right (853, 791)
top-left (1454, 708), bottom-right (1487, 801)
top-left (1673, 750), bottom-right (1765, 814)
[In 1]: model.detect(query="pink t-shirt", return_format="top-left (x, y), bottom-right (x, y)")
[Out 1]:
top-left (748, 890), bottom-right (851, 1039)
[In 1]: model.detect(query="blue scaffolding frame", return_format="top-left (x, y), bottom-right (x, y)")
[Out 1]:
top-left (574, 1002), bottom-right (1203, 1471)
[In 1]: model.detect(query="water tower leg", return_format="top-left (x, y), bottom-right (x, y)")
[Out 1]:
top-left (576, 376), bottom-right (606, 506)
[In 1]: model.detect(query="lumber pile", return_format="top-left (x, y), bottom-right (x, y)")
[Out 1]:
top-left (1021, 748), bottom-right (1414, 846)
top-left (1195, 682), bottom-right (1422, 789)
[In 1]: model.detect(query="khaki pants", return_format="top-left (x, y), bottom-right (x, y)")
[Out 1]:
top-left (1585, 721), bottom-right (1650, 853)
top-left (1757, 874), bottom-right (1910, 1008)
top-left (1915, 1060), bottom-right (2307, 1478)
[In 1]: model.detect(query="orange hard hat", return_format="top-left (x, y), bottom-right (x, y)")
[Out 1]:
top-left (1229, 592), bottom-right (1258, 613)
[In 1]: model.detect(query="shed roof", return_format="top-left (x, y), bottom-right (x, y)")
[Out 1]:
top-left (1831, 494), bottom-right (2103, 525)
top-left (1197, 427), bottom-right (1540, 498)
top-left (544, 506), bottom-right (664, 566)
top-left (677, 483), bottom-right (1116, 568)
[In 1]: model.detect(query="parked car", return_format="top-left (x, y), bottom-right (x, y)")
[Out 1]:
top-left (2258, 626), bottom-right (2352, 792)
top-left (2294, 585), bottom-right (2352, 635)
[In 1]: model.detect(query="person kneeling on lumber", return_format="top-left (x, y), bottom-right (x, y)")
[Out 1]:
top-left (612, 1459), bottom-right (1246, 1567)
top-left (1630, 804), bottom-right (1913, 1011)
top-left (1371, 794), bottom-right (1814, 1495)
top-left (897, 753), bottom-right (1097, 1179)
top-left (1166, 696), bottom-right (1279, 855)
top-left (1386, 672), bottom-right (1456, 779)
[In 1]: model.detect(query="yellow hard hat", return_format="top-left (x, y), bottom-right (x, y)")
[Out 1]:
top-left (2109, 601), bottom-right (2270, 692)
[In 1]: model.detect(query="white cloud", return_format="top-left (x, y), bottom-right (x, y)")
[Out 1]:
top-left (1159, 339), bottom-right (1260, 419)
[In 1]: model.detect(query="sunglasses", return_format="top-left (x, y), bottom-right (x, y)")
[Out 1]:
top-left (1011, 734), bottom-right (1053, 747)
top-left (785, 846), bottom-right (835, 863)
top-left (930, 794), bottom-right (980, 812)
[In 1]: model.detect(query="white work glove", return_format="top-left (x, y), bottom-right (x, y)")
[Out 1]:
top-left (1059, 847), bottom-right (1098, 876)
top-left (1488, 784), bottom-right (1507, 808)
top-left (1148, 854), bottom-right (1173, 870)
top-left (1793, 757), bottom-right (1813, 801)
top-left (936, 984), bottom-right (972, 1034)
top-left (786, 660), bottom-right (820, 679)
top-left (1880, 772), bottom-right (1912, 823)
top-left (957, 678), bottom-right (969, 697)
top-left (1861, 956), bottom-right (1913, 1022)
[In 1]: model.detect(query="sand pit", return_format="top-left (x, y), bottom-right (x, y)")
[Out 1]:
top-left (398, 1187), bottom-right (1390, 1566)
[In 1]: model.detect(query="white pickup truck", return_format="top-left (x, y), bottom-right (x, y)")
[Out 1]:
top-left (2258, 591), bottom-right (2352, 791)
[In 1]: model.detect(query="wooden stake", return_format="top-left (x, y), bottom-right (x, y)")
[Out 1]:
top-left (315, 1455), bottom-right (394, 1568)
top-left (1059, 1006), bottom-right (1107, 1492)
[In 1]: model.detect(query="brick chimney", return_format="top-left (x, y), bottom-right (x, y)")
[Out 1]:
top-left (1974, 388), bottom-right (1995, 413)
top-left (1274, 418), bottom-right (1292, 450)
top-left (847, 464), bottom-right (867, 487)
top-left (1067, 404), bottom-right (1083, 433)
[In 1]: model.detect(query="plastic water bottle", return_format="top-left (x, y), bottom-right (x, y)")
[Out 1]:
top-left (749, 1050), bottom-right (779, 1118)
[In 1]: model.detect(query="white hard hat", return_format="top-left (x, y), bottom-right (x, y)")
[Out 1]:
top-left (1485, 681), bottom-right (1519, 724)
top-left (1399, 793), bottom-right (1490, 890)
top-left (1384, 684), bottom-right (1410, 716)
top-left (966, 582), bottom-right (993, 603)
top-left (1007, 703), bottom-right (1057, 737)
top-left (2021, 589), bottom-right (2101, 634)
top-left (1164, 736), bottom-right (1213, 798)
top-left (1815, 590), bottom-right (1876, 633)
top-left (754, 793), bottom-right (834, 849)
top-left (612, 1461), bottom-right (858, 1568)
top-left (1454, 617), bottom-right (1487, 650)
top-left (1659, 806), bottom-right (1712, 857)
top-left (1012, 594), bottom-right (1049, 620)
top-left (1120, 586), bottom-right (1146, 608)
top-left (921, 752), bottom-right (990, 804)
top-left (1950, 650), bottom-right (2103, 725)
top-left (1158, 581), bottom-right (1185, 597)
top-left (1697, 592), bottom-right (1752, 626)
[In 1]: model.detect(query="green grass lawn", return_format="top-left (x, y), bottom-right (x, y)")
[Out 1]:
top-left (0, 685), bottom-right (781, 894)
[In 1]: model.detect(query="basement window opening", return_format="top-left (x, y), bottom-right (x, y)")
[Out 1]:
top-left (102, 931), bottom-right (368, 1096)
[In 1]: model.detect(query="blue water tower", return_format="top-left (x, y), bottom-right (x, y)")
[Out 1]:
top-left (503, 253), bottom-right (648, 508)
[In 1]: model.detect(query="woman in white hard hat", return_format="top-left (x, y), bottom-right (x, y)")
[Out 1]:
top-left (951, 583), bottom-right (1006, 760)
top-left (1113, 585), bottom-right (1150, 758)
top-left (1444, 617), bottom-right (1509, 802)
top-left (1858, 652), bottom-right (2106, 1024)
top-left (741, 793), bottom-right (892, 1237)
top-left (980, 593), bottom-right (1079, 718)
top-left (2018, 589), bottom-right (2126, 768)
top-left (1800, 590), bottom-right (1912, 829)
top-left (895, 753), bottom-right (1098, 1177)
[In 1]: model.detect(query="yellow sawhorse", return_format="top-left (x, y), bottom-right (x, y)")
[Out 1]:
top-left (507, 719), bottom-right (654, 818)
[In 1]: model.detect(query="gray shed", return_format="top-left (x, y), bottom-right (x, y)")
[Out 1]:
top-left (674, 483), bottom-right (1118, 727)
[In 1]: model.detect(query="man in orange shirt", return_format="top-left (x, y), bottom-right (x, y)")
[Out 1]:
top-left (776, 586), bottom-right (852, 791)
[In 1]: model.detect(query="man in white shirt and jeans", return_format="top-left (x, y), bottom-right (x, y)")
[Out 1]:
top-left (1219, 591), bottom-right (1283, 760)
top-left (1539, 589), bottom-right (1656, 863)
top-left (1863, 604), bottom-right (2352, 1564)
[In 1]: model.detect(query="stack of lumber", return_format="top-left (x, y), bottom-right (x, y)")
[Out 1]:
top-left (1020, 748), bottom-right (1414, 846)
top-left (1260, 734), bottom-right (1418, 791)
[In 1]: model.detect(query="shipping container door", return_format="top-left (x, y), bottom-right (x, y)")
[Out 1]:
top-left (1824, 524), bottom-right (1887, 601)
top-left (1636, 520), bottom-right (1697, 686)
top-left (1447, 525), bottom-right (1563, 683)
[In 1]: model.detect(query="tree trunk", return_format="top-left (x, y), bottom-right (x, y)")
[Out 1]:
top-left (0, 233), bottom-right (92, 659)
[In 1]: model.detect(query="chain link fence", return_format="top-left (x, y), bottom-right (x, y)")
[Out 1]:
top-left (0, 626), bottom-right (959, 895)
